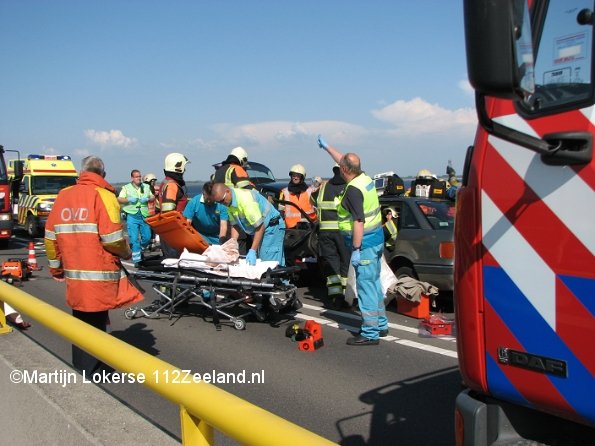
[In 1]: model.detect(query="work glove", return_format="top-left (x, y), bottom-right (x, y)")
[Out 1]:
top-left (350, 249), bottom-right (361, 268)
top-left (317, 134), bottom-right (328, 150)
top-left (246, 249), bottom-right (257, 266)
top-left (139, 197), bottom-right (149, 204)
top-left (128, 196), bottom-right (139, 204)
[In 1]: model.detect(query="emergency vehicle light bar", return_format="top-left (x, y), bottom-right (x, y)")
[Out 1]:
top-left (27, 155), bottom-right (71, 161)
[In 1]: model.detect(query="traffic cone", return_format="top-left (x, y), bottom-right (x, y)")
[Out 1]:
top-left (27, 241), bottom-right (40, 271)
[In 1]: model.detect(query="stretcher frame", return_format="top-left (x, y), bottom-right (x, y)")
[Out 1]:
top-left (126, 264), bottom-right (302, 330)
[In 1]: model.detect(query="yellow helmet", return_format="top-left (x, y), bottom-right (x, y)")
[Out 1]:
top-left (289, 163), bottom-right (306, 177)
top-left (164, 153), bottom-right (189, 173)
top-left (416, 169), bottom-right (434, 179)
top-left (143, 173), bottom-right (157, 182)
top-left (230, 146), bottom-right (248, 166)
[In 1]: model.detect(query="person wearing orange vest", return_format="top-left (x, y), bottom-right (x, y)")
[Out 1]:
top-left (159, 152), bottom-right (190, 258)
top-left (44, 155), bottom-right (143, 374)
top-left (279, 164), bottom-right (319, 229)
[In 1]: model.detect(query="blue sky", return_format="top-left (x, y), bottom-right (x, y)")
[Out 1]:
top-left (0, 0), bottom-right (476, 183)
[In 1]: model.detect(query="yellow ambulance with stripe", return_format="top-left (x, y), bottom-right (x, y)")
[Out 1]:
top-left (8, 154), bottom-right (78, 237)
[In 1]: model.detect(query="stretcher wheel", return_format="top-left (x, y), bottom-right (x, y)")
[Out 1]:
top-left (234, 318), bottom-right (246, 330)
top-left (124, 308), bottom-right (137, 319)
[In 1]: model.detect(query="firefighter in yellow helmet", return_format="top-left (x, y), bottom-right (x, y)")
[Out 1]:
top-left (278, 163), bottom-right (319, 229)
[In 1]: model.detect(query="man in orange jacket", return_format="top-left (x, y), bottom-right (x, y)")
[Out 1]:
top-left (45, 155), bottom-right (143, 375)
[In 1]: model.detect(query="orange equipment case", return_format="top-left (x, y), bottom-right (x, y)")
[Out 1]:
top-left (146, 211), bottom-right (209, 254)
top-left (396, 294), bottom-right (430, 319)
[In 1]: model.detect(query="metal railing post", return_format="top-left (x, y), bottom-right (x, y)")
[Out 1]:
top-left (180, 405), bottom-right (214, 445)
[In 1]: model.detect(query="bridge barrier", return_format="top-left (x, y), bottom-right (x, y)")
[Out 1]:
top-left (0, 281), bottom-right (337, 445)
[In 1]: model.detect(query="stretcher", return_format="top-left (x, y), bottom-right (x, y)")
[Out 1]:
top-left (125, 257), bottom-right (302, 330)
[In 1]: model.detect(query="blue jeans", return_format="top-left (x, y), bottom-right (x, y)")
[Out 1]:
top-left (126, 211), bottom-right (151, 263)
top-left (356, 242), bottom-right (388, 340)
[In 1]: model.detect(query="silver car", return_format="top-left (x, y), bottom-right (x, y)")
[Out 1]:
top-left (380, 195), bottom-right (455, 291)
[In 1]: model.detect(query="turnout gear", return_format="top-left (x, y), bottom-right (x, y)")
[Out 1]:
top-left (44, 171), bottom-right (143, 312)
top-left (164, 153), bottom-right (189, 173)
top-left (316, 173), bottom-right (349, 304)
top-left (159, 177), bottom-right (188, 213)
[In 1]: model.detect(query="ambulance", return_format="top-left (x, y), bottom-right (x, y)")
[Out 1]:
top-left (9, 154), bottom-right (78, 237)
top-left (456, 0), bottom-right (594, 444)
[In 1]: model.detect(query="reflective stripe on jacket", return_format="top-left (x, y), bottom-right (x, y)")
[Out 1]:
top-left (280, 186), bottom-right (317, 229)
top-left (159, 178), bottom-right (188, 213)
top-left (316, 181), bottom-right (343, 231)
top-left (44, 171), bottom-right (143, 312)
top-left (337, 173), bottom-right (383, 248)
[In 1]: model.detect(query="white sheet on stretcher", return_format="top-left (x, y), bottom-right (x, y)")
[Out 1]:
top-left (161, 249), bottom-right (279, 280)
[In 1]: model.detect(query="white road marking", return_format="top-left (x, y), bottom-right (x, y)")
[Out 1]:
top-left (301, 303), bottom-right (456, 342)
top-left (297, 304), bottom-right (458, 358)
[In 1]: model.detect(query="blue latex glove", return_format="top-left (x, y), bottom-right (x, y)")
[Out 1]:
top-left (350, 249), bottom-right (361, 268)
top-left (139, 197), bottom-right (149, 204)
top-left (246, 249), bottom-right (257, 266)
top-left (317, 134), bottom-right (328, 150)
top-left (128, 196), bottom-right (139, 204)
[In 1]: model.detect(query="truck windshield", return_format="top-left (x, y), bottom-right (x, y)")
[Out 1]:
top-left (0, 159), bottom-right (7, 183)
top-left (527, 0), bottom-right (594, 113)
top-left (32, 176), bottom-right (77, 195)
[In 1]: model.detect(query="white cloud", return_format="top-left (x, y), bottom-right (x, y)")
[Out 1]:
top-left (371, 97), bottom-right (476, 135)
top-left (84, 129), bottom-right (138, 149)
top-left (458, 79), bottom-right (474, 95)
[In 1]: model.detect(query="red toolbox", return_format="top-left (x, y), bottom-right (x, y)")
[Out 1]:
top-left (396, 294), bottom-right (430, 319)
top-left (420, 315), bottom-right (454, 336)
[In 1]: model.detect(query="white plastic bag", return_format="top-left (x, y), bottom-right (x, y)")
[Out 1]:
top-left (345, 255), bottom-right (399, 306)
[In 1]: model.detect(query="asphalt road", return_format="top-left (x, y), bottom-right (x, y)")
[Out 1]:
top-left (2, 234), bottom-right (461, 445)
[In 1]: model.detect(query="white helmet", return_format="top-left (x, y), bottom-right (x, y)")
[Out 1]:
top-left (230, 146), bottom-right (248, 166)
top-left (289, 164), bottom-right (306, 177)
top-left (164, 153), bottom-right (189, 173)
top-left (143, 173), bottom-right (157, 182)
top-left (416, 168), bottom-right (434, 179)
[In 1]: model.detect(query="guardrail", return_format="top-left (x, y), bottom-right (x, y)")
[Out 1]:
top-left (0, 282), bottom-right (337, 445)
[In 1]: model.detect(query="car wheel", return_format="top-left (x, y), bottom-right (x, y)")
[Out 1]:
top-left (26, 215), bottom-right (39, 238)
top-left (395, 265), bottom-right (418, 281)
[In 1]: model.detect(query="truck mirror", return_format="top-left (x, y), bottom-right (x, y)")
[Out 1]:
top-left (464, 0), bottom-right (535, 99)
top-left (13, 161), bottom-right (23, 179)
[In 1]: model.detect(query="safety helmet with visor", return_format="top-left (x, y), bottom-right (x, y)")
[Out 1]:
top-left (143, 173), bottom-right (157, 183)
top-left (230, 146), bottom-right (248, 166)
top-left (289, 163), bottom-right (306, 178)
top-left (164, 153), bottom-right (189, 173)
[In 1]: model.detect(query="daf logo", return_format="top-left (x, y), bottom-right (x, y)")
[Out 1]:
top-left (51, 163), bottom-right (57, 167)
top-left (497, 347), bottom-right (567, 378)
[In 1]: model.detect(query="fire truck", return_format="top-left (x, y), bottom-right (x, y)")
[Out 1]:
top-left (0, 146), bottom-right (14, 247)
top-left (8, 154), bottom-right (78, 238)
top-left (456, 0), bottom-right (594, 444)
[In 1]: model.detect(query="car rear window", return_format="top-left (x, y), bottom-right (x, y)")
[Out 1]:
top-left (416, 200), bottom-right (455, 230)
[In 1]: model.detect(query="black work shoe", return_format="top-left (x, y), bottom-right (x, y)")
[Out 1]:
top-left (358, 329), bottom-right (389, 337)
top-left (346, 335), bottom-right (379, 346)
